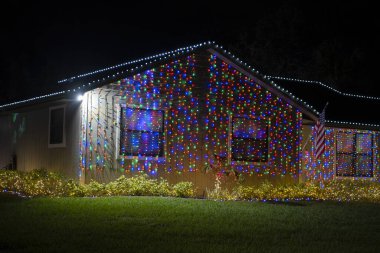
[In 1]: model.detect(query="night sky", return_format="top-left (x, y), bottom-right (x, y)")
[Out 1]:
top-left (1, 1), bottom-right (379, 104)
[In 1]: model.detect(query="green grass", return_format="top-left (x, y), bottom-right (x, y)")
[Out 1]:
top-left (1, 193), bottom-right (379, 253)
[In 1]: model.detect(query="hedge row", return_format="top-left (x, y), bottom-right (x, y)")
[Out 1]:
top-left (207, 179), bottom-right (380, 202)
top-left (0, 169), bottom-right (195, 198)
top-left (2, 169), bottom-right (380, 202)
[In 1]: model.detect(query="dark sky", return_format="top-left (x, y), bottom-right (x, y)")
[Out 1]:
top-left (1, 1), bottom-right (379, 103)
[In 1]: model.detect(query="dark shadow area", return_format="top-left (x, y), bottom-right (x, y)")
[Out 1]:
top-left (0, 192), bottom-right (28, 204)
top-left (265, 200), bottom-right (313, 206)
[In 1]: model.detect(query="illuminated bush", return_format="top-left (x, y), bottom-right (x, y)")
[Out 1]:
top-left (1, 169), bottom-right (379, 202)
top-left (0, 169), bottom-right (194, 198)
top-left (104, 174), bottom-right (173, 197)
top-left (172, 182), bottom-right (196, 198)
top-left (0, 169), bottom-right (81, 197)
top-left (207, 179), bottom-right (380, 202)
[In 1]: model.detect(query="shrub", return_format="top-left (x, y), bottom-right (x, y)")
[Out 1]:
top-left (83, 180), bottom-right (107, 197)
top-left (172, 182), bottom-right (195, 198)
top-left (0, 168), bottom-right (81, 197)
top-left (0, 169), bottom-right (194, 198)
top-left (104, 174), bottom-right (172, 196)
top-left (206, 178), bottom-right (380, 202)
top-left (2, 169), bottom-right (380, 202)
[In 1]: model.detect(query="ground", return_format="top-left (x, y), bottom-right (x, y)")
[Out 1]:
top-left (0, 193), bottom-right (379, 253)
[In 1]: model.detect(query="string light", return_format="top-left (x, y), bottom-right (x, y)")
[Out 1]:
top-left (80, 54), bottom-right (303, 177)
top-left (2, 40), bottom-right (379, 132)
top-left (0, 41), bottom-right (377, 185)
top-left (267, 76), bottom-right (380, 100)
top-left (303, 127), bottom-right (378, 180)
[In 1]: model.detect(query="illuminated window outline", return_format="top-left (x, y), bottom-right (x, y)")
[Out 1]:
top-left (48, 105), bottom-right (66, 148)
top-left (119, 106), bottom-right (165, 157)
top-left (230, 116), bottom-right (269, 162)
top-left (335, 131), bottom-right (374, 177)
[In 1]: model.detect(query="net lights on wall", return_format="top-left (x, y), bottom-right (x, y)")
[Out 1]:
top-left (80, 54), bottom-right (303, 177)
top-left (303, 128), bottom-right (378, 181)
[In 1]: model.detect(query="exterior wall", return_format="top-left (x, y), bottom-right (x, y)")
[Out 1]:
top-left (301, 126), bottom-right (379, 181)
top-left (0, 101), bottom-right (81, 179)
top-left (80, 53), bottom-right (302, 193)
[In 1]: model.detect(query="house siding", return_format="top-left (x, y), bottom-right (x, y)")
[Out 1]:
top-left (80, 52), bottom-right (302, 192)
top-left (0, 101), bottom-right (81, 179)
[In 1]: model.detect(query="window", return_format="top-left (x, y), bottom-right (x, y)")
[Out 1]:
top-left (231, 116), bottom-right (268, 162)
top-left (120, 107), bottom-right (164, 157)
top-left (336, 132), bottom-right (373, 177)
top-left (48, 106), bottom-right (65, 147)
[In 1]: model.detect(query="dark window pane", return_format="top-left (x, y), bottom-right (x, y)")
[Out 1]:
top-left (336, 132), bottom-right (354, 153)
top-left (50, 108), bottom-right (64, 144)
top-left (123, 108), bottom-right (163, 132)
top-left (232, 139), bottom-right (267, 162)
top-left (336, 132), bottom-right (373, 177)
top-left (356, 155), bottom-right (373, 177)
top-left (356, 134), bottom-right (372, 154)
top-left (120, 107), bottom-right (164, 157)
top-left (233, 117), bottom-right (267, 139)
top-left (231, 117), bottom-right (268, 162)
top-left (336, 154), bottom-right (354, 176)
top-left (122, 131), bottom-right (162, 157)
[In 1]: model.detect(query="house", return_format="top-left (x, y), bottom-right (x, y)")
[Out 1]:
top-left (0, 41), bottom-right (379, 192)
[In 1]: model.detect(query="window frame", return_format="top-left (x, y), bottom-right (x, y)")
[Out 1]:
top-left (48, 105), bottom-right (66, 148)
top-left (119, 106), bottom-right (165, 158)
top-left (335, 131), bottom-right (374, 178)
top-left (230, 115), bottom-right (269, 163)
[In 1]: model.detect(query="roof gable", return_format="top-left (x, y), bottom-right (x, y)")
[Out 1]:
top-left (1, 41), bottom-right (379, 129)
top-left (1, 41), bottom-right (318, 115)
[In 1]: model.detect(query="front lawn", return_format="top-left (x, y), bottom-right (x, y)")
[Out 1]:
top-left (0, 194), bottom-right (379, 253)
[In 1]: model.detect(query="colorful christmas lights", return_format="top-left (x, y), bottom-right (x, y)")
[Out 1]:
top-left (303, 127), bottom-right (378, 181)
top-left (0, 42), bottom-right (378, 185)
top-left (79, 53), bottom-right (304, 179)
top-left (206, 55), bottom-right (302, 176)
top-left (2, 41), bottom-right (380, 132)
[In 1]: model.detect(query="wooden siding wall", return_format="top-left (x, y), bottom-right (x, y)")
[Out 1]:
top-left (0, 114), bottom-right (13, 169)
top-left (0, 101), bottom-right (81, 179)
top-left (80, 53), bottom-right (302, 193)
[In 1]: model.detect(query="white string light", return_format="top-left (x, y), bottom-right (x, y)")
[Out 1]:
top-left (1, 41), bottom-right (379, 129)
top-left (267, 76), bottom-right (380, 100)
top-left (0, 91), bottom-right (67, 109)
top-left (58, 41), bottom-right (215, 83)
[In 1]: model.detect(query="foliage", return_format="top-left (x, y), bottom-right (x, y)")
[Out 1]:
top-left (207, 179), bottom-right (380, 203)
top-left (0, 168), bottom-right (82, 197)
top-left (172, 181), bottom-right (196, 198)
top-left (0, 169), bottom-right (195, 198)
top-left (206, 175), bottom-right (235, 201)
top-left (103, 174), bottom-right (174, 197)
top-left (2, 169), bottom-right (380, 202)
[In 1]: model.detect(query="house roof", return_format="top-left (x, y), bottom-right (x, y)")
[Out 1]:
top-left (266, 76), bottom-right (380, 129)
top-left (0, 41), bottom-right (319, 116)
top-left (1, 41), bottom-right (379, 129)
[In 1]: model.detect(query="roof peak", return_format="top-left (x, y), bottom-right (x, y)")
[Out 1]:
top-left (58, 41), bottom-right (216, 84)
